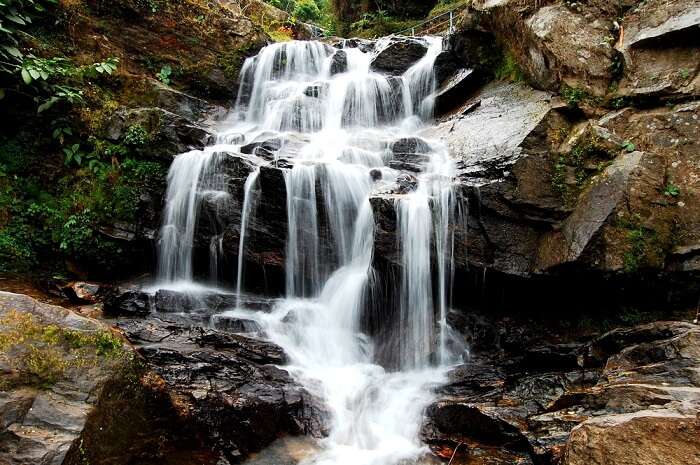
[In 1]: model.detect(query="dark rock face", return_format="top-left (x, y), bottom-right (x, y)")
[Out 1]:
top-left (423, 318), bottom-right (700, 465)
top-left (329, 50), bottom-right (348, 75)
top-left (103, 287), bottom-right (152, 316)
top-left (370, 37), bottom-right (429, 75)
top-left (117, 318), bottom-right (329, 461)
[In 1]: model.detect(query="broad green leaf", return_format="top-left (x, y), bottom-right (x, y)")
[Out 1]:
top-left (28, 68), bottom-right (40, 79)
top-left (21, 68), bottom-right (31, 84)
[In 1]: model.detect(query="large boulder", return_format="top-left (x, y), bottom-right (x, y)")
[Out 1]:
top-left (563, 411), bottom-right (700, 465)
top-left (370, 37), bottom-right (429, 75)
top-left (115, 317), bottom-right (329, 460)
top-left (615, 0), bottom-right (700, 99)
top-left (0, 292), bottom-right (130, 465)
top-left (468, 0), bottom-right (616, 96)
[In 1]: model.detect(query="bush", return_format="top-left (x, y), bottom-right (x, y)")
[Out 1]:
top-left (294, 0), bottom-right (321, 21)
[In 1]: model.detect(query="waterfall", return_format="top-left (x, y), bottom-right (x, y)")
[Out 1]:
top-left (156, 36), bottom-right (466, 465)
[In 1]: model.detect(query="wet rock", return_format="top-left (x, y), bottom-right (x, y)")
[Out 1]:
top-left (388, 153), bottom-right (430, 173)
top-left (425, 315), bottom-right (700, 465)
top-left (615, 0), bottom-right (700, 99)
top-left (435, 68), bottom-right (482, 116)
top-left (240, 137), bottom-right (283, 155)
top-left (329, 50), bottom-right (348, 75)
top-left (117, 317), bottom-right (329, 458)
top-left (211, 315), bottom-right (262, 334)
top-left (370, 37), bottom-right (428, 75)
top-left (103, 287), bottom-right (152, 316)
top-left (392, 137), bottom-right (431, 155)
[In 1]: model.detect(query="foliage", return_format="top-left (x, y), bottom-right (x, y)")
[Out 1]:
top-left (294, 0), bottom-right (321, 21)
top-left (560, 85), bottom-right (587, 107)
top-left (0, 0), bottom-right (58, 75)
top-left (156, 64), bottom-right (172, 85)
top-left (494, 51), bottom-right (524, 82)
top-left (663, 182), bottom-right (680, 198)
top-left (621, 140), bottom-right (635, 152)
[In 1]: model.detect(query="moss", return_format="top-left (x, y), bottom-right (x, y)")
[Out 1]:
top-left (615, 214), bottom-right (667, 273)
top-left (551, 134), bottom-right (615, 206)
top-left (494, 50), bottom-right (525, 82)
top-left (0, 310), bottom-right (129, 390)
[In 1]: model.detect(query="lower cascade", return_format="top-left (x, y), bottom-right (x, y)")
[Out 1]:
top-left (156, 37), bottom-right (467, 465)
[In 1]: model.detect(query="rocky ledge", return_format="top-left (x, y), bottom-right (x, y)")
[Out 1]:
top-left (0, 292), bottom-right (327, 465)
top-left (423, 318), bottom-right (700, 465)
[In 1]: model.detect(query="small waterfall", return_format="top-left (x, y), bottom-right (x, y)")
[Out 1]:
top-left (235, 167), bottom-right (261, 298)
top-left (156, 36), bottom-right (467, 465)
top-left (157, 149), bottom-right (220, 283)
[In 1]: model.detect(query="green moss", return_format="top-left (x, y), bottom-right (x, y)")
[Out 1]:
top-left (494, 51), bottom-right (525, 82)
top-left (551, 134), bottom-right (615, 205)
top-left (0, 310), bottom-right (128, 390)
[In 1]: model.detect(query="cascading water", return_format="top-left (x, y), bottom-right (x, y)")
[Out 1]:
top-left (156, 36), bottom-right (466, 465)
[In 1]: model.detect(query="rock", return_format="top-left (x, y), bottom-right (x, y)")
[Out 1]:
top-left (105, 107), bottom-right (214, 160)
top-left (392, 137), bottom-right (431, 155)
top-left (61, 281), bottom-right (101, 304)
top-left (468, 1), bottom-right (616, 96)
top-left (596, 103), bottom-right (700, 275)
top-left (425, 314), bottom-right (700, 465)
top-left (117, 317), bottom-right (329, 458)
top-left (150, 79), bottom-right (221, 123)
top-left (563, 410), bottom-right (700, 465)
top-left (329, 50), bottom-right (348, 75)
top-left (241, 138), bottom-right (282, 155)
top-left (615, 0), bottom-right (700, 99)
top-left (536, 150), bottom-right (667, 271)
top-left (103, 287), bottom-right (152, 316)
top-left (370, 37), bottom-right (428, 75)
top-left (211, 314), bottom-right (262, 333)
top-left (435, 68), bottom-right (483, 116)
top-left (0, 292), bottom-right (128, 465)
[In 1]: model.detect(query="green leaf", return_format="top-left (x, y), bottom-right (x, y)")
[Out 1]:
top-left (2, 45), bottom-right (22, 58)
top-left (28, 68), bottom-right (40, 79)
top-left (0, 89), bottom-right (5, 100)
top-left (21, 68), bottom-right (31, 84)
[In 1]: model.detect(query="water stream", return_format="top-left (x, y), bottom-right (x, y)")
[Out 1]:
top-left (156, 37), bottom-right (465, 465)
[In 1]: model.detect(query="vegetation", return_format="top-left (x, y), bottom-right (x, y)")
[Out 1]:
top-left (494, 51), bottom-right (525, 82)
top-left (0, 0), bottom-right (265, 277)
top-left (551, 134), bottom-right (615, 204)
top-left (0, 309), bottom-right (127, 389)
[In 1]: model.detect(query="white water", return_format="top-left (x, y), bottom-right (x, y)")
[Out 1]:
top-left (157, 37), bottom-right (466, 465)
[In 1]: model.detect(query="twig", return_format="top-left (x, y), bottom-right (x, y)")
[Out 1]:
top-left (447, 442), bottom-right (464, 465)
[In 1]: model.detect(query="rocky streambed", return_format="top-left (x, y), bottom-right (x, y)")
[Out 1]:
top-left (1, 289), bottom-right (698, 465)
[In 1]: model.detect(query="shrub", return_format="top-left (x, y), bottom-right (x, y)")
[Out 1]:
top-left (294, 0), bottom-right (321, 21)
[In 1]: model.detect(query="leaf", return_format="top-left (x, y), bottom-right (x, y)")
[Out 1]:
top-left (6, 14), bottom-right (27, 25)
top-left (2, 45), bottom-right (22, 58)
top-left (39, 70), bottom-right (48, 80)
top-left (21, 68), bottom-right (31, 84)
top-left (37, 97), bottom-right (57, 113)
top-left (28, 68), bottom-right (40, 79)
